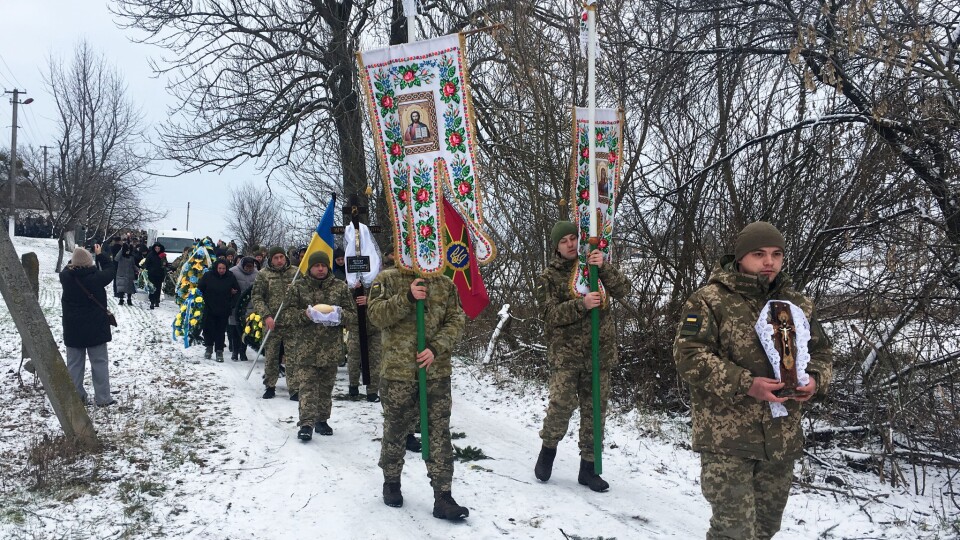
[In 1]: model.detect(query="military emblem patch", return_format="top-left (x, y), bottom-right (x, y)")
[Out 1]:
top-left (369, 282), bottom-right (383, 301)
top-left (680, 313), bottom-right (701, 336)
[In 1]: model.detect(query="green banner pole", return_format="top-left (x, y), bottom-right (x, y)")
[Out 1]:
top-left (417, 298), bottom-right (430, 461)
top-left (589, 261), bottom-right (602, 475)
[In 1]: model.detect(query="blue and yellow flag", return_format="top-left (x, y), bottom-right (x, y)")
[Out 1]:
top-left (299, 198), bottom-right (336, 275)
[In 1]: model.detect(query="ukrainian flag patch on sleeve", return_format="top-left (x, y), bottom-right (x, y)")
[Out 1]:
top-left (680, 313), bottom-right (702, 336)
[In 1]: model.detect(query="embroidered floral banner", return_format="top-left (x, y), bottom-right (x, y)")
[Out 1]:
top-left (358, 33), bottom-right (495, 275)
top-left (568, 107), bottom-right (624, 300)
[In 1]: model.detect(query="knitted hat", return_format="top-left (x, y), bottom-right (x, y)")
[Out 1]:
top-left (70, 247), bottom-right (94, 268)
top-left (308, 251), bottom-right (330, 269)
top-left (268, 246), bottom-right (286, 259)
top-left (550, 221), bottom-right (578, 249)
top-left (333, 247), bottom-right (345, 259)
top-left (734, 222), bottom-right (785, 261)
top-left (226, 248), bottom-right (237, 256)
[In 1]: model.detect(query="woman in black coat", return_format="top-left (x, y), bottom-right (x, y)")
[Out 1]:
top-left (197, 259), bottom-right (240, 361)
top-left (60, 245), bottom-right (116, 406)
top-left (143, 242), bottom-right (167, 309)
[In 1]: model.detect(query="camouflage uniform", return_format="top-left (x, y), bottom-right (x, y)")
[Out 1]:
top-left (673, 255), bottom-right (833, 540)
top-left (251, 260), bottom-right (300, 394)
top-left (536, 253), bottom-right (631, 461)
top-left (281, 272), bottom-right (357, 427)
top-left (367, 269), bottom-right (465, 492)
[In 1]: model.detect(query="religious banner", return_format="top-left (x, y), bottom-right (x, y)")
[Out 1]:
top-left (568, 106), bottom-right (624, 301)
top-left (358, 33), bottom-right (495, 275)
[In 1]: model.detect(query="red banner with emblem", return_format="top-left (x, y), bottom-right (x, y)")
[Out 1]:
top-left (441, 196), bottom-right (489, 319)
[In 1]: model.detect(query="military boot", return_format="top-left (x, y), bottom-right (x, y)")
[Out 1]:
top-left (262, 387), bottom-right (276, 399)
top-left (534, 445), bottom-right (557, 481)
top-left (297, 425), bottom-right (312, 441)
top-left (432, 491), bottom-right (469, 520)
top-left (239, 348), bottom-right (248, 362)
top-left (405, 433), bottom-right (422, 452)
top-left (315, 421), bottom-right (333, 436)
top-left (203, 346), bottom-right (213, 360)
top-left (366, 393), bottom-right (380, 403)
top-left (215, 350), bottom-right (224, 363)
top-left (383, 482), bottom-right (403, 507)
top-left (577, 459), bottom-right (609, 492)
top-left (348, 385), bottom-right (359, 397)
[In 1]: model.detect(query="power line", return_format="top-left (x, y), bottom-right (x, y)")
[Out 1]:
top-left (0, 54), bottom-right (24, 88)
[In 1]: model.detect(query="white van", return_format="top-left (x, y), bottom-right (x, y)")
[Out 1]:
top-left (147, 229), bottom-right (197, 255)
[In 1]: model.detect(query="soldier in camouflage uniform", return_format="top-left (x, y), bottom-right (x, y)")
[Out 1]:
top-left (251, 246), bottom-right (300, 400)
top-left (282, 252), bottom-right (357, 441)
top-left (367, 265), bottom-right (469, 520)
top-left (673, 222), bottom-right (833, 540)
top-left (533, 221), bottom-right (631, 492)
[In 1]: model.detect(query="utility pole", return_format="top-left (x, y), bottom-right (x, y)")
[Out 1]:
top-left (40, 145), bottom-right (50, 183)
top-left (5, 89), bottom-right (26, 236)
top-left (186, 202), bottom-right (190, 230)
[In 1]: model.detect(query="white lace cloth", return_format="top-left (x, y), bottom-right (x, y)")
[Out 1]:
top-left (307, 306), bottom-right (342, 326)
top-left (754, 300), bottom-right (811, 418)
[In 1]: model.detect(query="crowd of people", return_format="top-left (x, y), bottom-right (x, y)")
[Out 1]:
top-left (57, 221), bottom-right (833, 535)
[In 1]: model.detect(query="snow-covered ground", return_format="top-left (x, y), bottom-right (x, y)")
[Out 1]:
top-left (0, 237), bottom-right (955, 539)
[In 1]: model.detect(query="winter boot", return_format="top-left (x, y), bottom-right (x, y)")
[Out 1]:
top-left (262, 387), bottom-right (276, 399)
top-left (118, 297), bottom-right (125, 306)
top-left (239, 348), bottom-right (248, 362)
top-left (383, 482), bottom-right (403, 508)
top-left (315, 421), bottom-right (333, 436)
top-left (405, 433), bottom-right (422, 453)
top-left (215, 350), bottom-right (224, 363)
top-left (289, 392), bottom-right (299, 402)
top-left (577, 459), bottom-right (609, 492)
top-left (432, 491), bottom-right (469, 520)
top-left (203, 346), bottom-right (213, 360)
top-left (348, 385), bottom-right (359, 397)
top-left (230, 351), bottom-right (238, 361)
top-left (366, 393), bottom-right (380, 403)
top-left (534, 445), bottom-right (558, 482)
top-left (127, 293), bottom-right (132, 305)
top-left (297, 425), bottom-right (313, 441)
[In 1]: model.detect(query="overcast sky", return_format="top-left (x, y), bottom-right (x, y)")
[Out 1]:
top-left (1, 1), bottom-right (290, 242)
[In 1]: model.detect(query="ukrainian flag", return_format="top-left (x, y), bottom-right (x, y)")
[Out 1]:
top-left (299, 197), bottom-right (336, 275)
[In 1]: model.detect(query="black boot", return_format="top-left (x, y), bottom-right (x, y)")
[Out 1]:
top-left (383, 482), bottom-right (403, 508)
top-left (348, 385), bottom-right (359, 397)
top-left (239, 348), bottom-right (248, 362)
top-left (289, 392), bottom-right (299, 401)
top-left (262, 387), bottom-right (275, 399)
top-left (215, 350), bottom-right (225, 363)
top-left (534, 445), bottom-right (557, 482)
top-left (231, 352), bottom-right (238, 362)
top-left (203, 346), bottom-right (213, 360)
top-left (405, 433), bottom-right (422, 453)
top-left (118, 297), bottom-right (125, 306)
top-left (432, 491), bottom-right (469, 520)
top-left (577, 459), bottom-right (609, 492)
top-left (366, 393), bottom-right (380, 403)
top-left (315, 421), bottom-right (333, 436)
top-left (297, 425), bottom-right (313, 441)
top-left (127, 293), bottom-right (132, 305)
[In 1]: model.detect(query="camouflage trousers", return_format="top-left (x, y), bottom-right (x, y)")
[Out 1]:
top-left (262, 330), bottom-right (298, 395)
top-left (295, 364), bottom-right (338, 427)
top-left (347, 322), bottom-right (381, 394)
top-left (379, 377), bottom-right (454, 492)
top-left (700, 452), bottom-right (794, 540)
top-left (539, 366), bottom-right (610, 461)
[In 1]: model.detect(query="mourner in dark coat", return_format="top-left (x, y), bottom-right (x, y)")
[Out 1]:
top-left (198, 259), bottom-right (240, 361)
top-left (144, 242), bottom-right (167, 309)
top-left (60, 245), bottom-right (116, 406)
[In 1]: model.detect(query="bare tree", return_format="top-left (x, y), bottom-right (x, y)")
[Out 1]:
top-left (28, 40), bottom-right (153, 270)
top-left (225, 182), bottom-right (293, 252)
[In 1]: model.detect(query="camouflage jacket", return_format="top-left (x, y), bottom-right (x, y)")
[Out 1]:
top-left (536, 254), bottom-right (632, 371)
top-left (367, 268), bottom-right (465, 381)
top-left (673, 255), bottom-right (833, 462)
top-left (250, 262), bottom-right (298, 330)
top-left (280, 273), bottom-right (358, 368)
